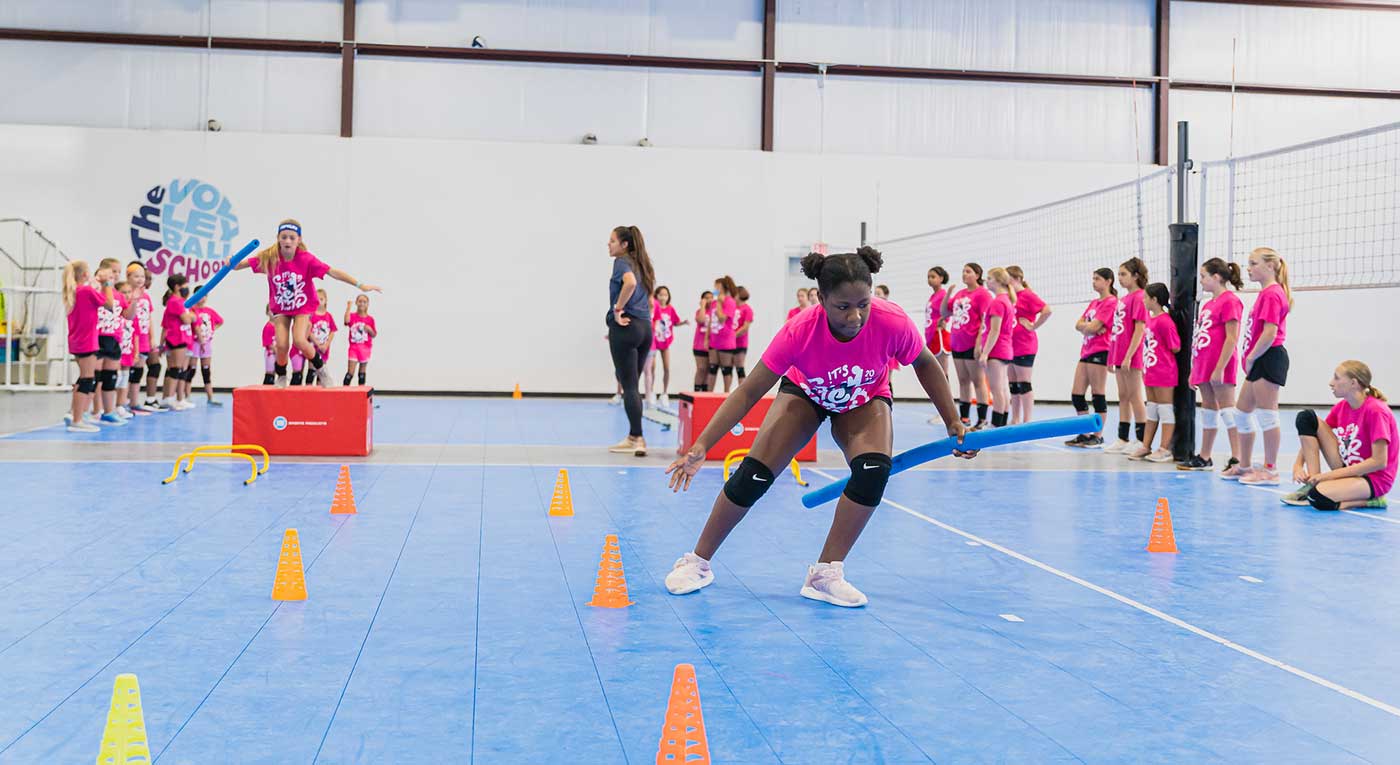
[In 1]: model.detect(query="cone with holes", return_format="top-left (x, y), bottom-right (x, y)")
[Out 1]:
top-left (513, 383), bottom-right (522, 400)
top-left (655, 663), bottom-right (711, 764)
top-left (96, 673), bottom-right (150, 765)
top-left (1146, 498), bottom-right (1178, 553)
top-left (272, 528), bottom-right (308, 600)
top-left (548, 469), bottom-right (574, 517)
top-left (330, 465), bottom-right (356, 515)
top-left (586, 534), bottom-right (634, 608)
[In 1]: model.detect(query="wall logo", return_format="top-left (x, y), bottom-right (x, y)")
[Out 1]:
top-left (129, 179), bottom-right (241, 282)
top-left (273, 416), bottom-right (288, 431)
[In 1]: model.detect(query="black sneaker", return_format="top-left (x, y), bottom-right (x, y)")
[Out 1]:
top-left (1177, 455), bottom-right (1214, 471)
top-left (1065, 434), bottom-right (1089, 447)
top-left (1077, 435), bottom-right (1105, 449)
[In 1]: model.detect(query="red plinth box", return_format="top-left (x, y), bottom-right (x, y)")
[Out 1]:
top-left (677, 391), bottom-right (817, 461)
top-left (233, 385), bottom-right (374, 456)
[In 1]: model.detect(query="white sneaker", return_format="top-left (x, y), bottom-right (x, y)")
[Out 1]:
top-left (665, 552), bottom-right (715, 595)
top-left (1103, 439), bottom-right (1131, 455)
top-left (609, 393), bottom-right (622, 406)
top-left (67, 422), bottom-right (100, 433)
top-left (659, 393), bottom-right (670, 409)
top-left (314, 365), bottom-right (331, 386)
top-left (116, 406), bottom-right (134, 419)
top-left (177, 400), bottom-right (196, 411)
top-left (83, 412), bottom-right (101, 424)
top-left (1122, 441), bottom-right (1146, 458)
top-left (800, 561), bottom-right (868, 607)
top-left (1145, 448), bottom-right (1175, 463)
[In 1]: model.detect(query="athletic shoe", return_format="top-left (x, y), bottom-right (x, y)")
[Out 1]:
top-left (314, 365), bottom-right (331, 386)
top-left (1280, 485), bottom-right (1312, 506)
top-left (148, 401), bottom-right (170, 412)
top-left (1127, 443), bottom-right (1152, 461)
top-left (67, 422), bottom-right (100, 433)
top-left (176, 400), bottom-right (196, 411)
top-left (609, 394), bottom-right (622, 406)
top-left (207, 399), bottom-right (224, 407)
top-left (1145, 448), bottom-right (1175, 463)
top-left (116, 406), bottom-right (134, 419)
top-left (62, 413), bottom-right (73, 426)
top-left (130, 407), bottom-right (152, 416)
top-left (665, 552), bottom-right (715, 595)
top-left (1220, 459), bottom-right (1247, 481)
top-left (1361, 497), bottom-right (1389, 509)
top-left (608, 436), bottom-right (646, 456)
top-left (1065, 434), bottom-right (1089, 447)
top-left (83, 412), bottom-right (101, 424)
top-left (659, 393), bottom-right (670, 409)
top-left (162, 397), bottom-right (180, 411)
top-left (98, 412), bottom-right (128, 426)
top-left (1241, 468), bottom-right (1281, 486)
top-left (1078, 435), bottom-right (1105, 449)
top-left (799, 561), bottom-right (868, 607)
top-left (1177, 455), bottom-right (1214, 471)
top-left (1103, 439), bottom-right (1131, 455)
top-left (275, 374), bottom-right (288, 389)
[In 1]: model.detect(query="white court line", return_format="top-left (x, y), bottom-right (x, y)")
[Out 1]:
top-left (1341, 511), bottom-right (1400, 526)
top-left (0, 422), bottom-right (64, 440)
top-left (999, 614), bottom-right (1024, 622)
top-left (809, 468), bottom-right (1400, 719)
top-left (1239, 576), bottom-right (1264, 584)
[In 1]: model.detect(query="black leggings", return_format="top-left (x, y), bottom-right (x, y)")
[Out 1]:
top-left (608, 318), bottom-right (653, 438)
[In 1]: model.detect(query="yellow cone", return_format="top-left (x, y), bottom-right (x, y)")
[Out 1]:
top-left (96, 674), bottom-right (150, 765)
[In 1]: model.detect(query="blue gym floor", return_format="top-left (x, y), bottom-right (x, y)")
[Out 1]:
top-left (1, 397), bottom-right (1398, 764)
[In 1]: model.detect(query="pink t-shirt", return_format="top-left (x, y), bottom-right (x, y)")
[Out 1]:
top-left (1143, 312), bottom-right (1181, 388)
top-left (262, 321), bottom-right (276, 350)
top-left (97, 291), bottom-right (129, 339)
top-left (761, 299), bottom-right (923, 413)
top-left (347, 313), bottom-right (376, 351)
top-left (134, 292), bottom-right (154, 354)
top-left (162, 295), bottom-right (192, 347)
top-left (1242, 283), bottom-right (1289, 368)
top-left (693, 307), bottom-right (710, 351)
top-left (1326, 396), bottom-right (1398, 496)
top-left (194, 306), bottom-right (223, 345)
top-left (981, 293), bottom-right (1015, 361)
top-left (252, 249), bottom-right (331, 316)
top-left (924, 288), bottom-right (947, 345)
top-left (1011, 288), bottom-right (1046, 357)
top-left (709, 296), bottom-right (738, 351)
top-left (1109, 290), bottom-right (1148, 369)
top-left (652, 304), bottom-right (681, 350)
top-left (67, 284), bottom-right (105, 355)
top-left (787, 306), bottom-right (804, 320)
top-left (310, 311), bottom-right (338, 352)
top-left (1079, 296), bottom-right (1117, 358)
top-left (947, 286), bottom-right (992, 353)
top-left (735, 303), bottom-right (755, 349)
top-left (120, 317), bottom-right (137, 367)
top-left (1189, 291), bottom-right (1243, 387)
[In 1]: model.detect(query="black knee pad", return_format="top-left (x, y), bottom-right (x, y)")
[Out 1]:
top-left (146, 362), bottom-right (162, 380)
top-left (200, 366), bottom-right (211, 385)
top-left (722, 456), bottom-right (776, 508)
top-left (344, 374), bottom-right (354, 386)
top-left (1092, 394), bottom-right (1108, 414)
top-left (76, 376), bottom-right (98, 394)
top-left (182, 367), bottom-right (196, 382)
top-left (708, 365), bottom-right (719, 376)
top-left (358, 372), bottom-right (366, 385)
top-left (263, 373), bottom-right (276, 385)
top-left (291, 371), bottom-right (304, 385)
top-left (128, 367), bottom-right (144, 385)
top-left (1296, 409), bottom-right (1319, 438)
top-left (1018, 381), bottom-right (1032, 393)
top-left (721, 366), bottom-right (735, 377)
top-left (98, 369), bottom-right (118, 391)
top-left (1071, 393), bottom-right (1087, 413)
top-left (1307, 485), bottom-right (1340, 511)
top-left (736, 366), bottom-right (746, 380)
top-left (843, 452), bottom-right (893, 507)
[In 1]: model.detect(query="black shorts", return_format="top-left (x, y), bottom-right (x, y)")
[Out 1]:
top-left (1246, 344), bottom-right (1289, 386)
top-left (951, 348), bottom-right (975, 361)
top-left (1080, 351), bottom-right (1109, 366)
top-left (693, 349), bottom-right (709, 359)
top-left (72, 351), bottom-right (95, 359)
top-left (95, 335), bottom-right (122, 360)
top-left (779, 378), bottom-right (892, 423)
top-left (166, 342), bottom-right (188, 351)
top-left (1012, 354), bottom-right (1036, 368)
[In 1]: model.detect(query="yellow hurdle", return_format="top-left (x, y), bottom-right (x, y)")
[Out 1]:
top-left (162, 444), bottom-right (267, 486)
top-left (722, 448), bottom-right (808, 487)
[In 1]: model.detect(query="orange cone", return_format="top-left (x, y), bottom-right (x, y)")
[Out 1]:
top-left (512, 384), bottom-right (522, 400)
top-left (330, 466), bottom-right (356, 515)
top-left (586, 534), bottom-right (634, 608)
top-left (655, 664), bottom-right (711, 765)
top-left (548, 469), bottom-right (574, 517)
top-left (1146, 498), bottom-right (1178, 553)
top-left (272, 528), bottom-right (308, 600)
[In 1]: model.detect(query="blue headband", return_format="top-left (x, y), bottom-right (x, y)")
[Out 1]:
top-left (278, 223), bottom-right (302, 236)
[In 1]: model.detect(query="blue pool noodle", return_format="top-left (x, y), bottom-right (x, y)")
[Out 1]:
top-left (184, 238), bottom-right (259, 306)
top-left (800, 413), bottom-right (1103, 508)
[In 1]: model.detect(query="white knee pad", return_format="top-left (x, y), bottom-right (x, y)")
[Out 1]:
top-left (1200, 407), bottom-right (1220, 429)
top-left (1158, 404), bottom-right (1176, 424)
top-left (1235, 408), bottom-right (1257, 434)
top-left (1220, 407), bottom-right (1238, 430)
top-left (1145, 401), bottom-right (1160, 422)
top-left (1257, 408), bottom-right (1280, 431)
top-left (116, 369), bottom-right (129, 389)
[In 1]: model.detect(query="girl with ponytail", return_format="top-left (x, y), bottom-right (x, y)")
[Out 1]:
top-left (604, 225), bottom-right (656, 456)
top-left (945, 263), bottom-right (992, 429)
top-left (1283, 361), bottom-right (1396, 510)
top-left (663, 247), bottom-right (975, 609)
top-left (1066, 268), bottom-right (1117, 447)
top-left (62, 260), bottom-right (115, 432)
top-left (1235, 247), bottom-right (1293, 486)
top-left (1179, 258), bottom-right (1245, 473)
top-left (233, 219), bottom-right (381, 387)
